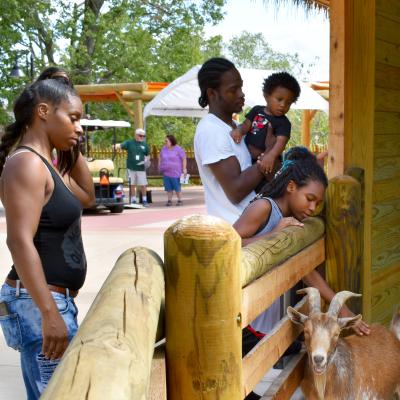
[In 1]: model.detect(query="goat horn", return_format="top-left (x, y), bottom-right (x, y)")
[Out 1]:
top-left (296, 287), bottom-right (321, 315)
top-left (328, 291), bottom-right (362, 317)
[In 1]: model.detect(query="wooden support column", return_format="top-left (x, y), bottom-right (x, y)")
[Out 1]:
top-left (328, 0), bottom-right (347, 178)
top-left (301, 110), bottom-right (317, 148)
top-left (133, 99), bottom-right (144, 129)
top-left (325, 175), bottom-right (363, 314)
top-left (164, 215), bottom-right (243, 400)
top-left (41, 247), bottom-right (165, 400)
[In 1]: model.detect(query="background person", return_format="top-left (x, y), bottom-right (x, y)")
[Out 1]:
top-left (194, 57), bottom-right (268, 224)
top-left (159, 134), bottom-right (187, 206)
top-left (115, 128), bottom-right (150, 206)
top-left (0, 79), bottom-right (95, 400)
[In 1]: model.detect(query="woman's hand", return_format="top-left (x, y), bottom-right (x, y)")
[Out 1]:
top-left (183, 168), bottom-right (187, 175)
top-left (41, 310), bottom-right (69, 360)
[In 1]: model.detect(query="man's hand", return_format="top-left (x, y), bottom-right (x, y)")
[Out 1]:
top-left (340, 306), bottom-right (371, 336)
top-left (230, 128), bottom-right (244, 144)
top-left (259, 152), bottom-right (276, 174)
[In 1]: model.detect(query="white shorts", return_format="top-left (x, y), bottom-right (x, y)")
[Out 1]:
top-left (127, 170), bottom-right (148, 185)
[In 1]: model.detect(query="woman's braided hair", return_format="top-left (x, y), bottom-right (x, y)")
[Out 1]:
top-left (198, 57), bottom-right (236, 108)
top-left (0, 79), bottom-right (79, 176)
top-left (259, 146), bottom-right (328, 199)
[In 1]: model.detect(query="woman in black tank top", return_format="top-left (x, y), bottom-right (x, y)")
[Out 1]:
top-left (0, 77), bottom-right (95, 399)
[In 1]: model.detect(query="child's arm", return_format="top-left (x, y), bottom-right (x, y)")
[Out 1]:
top-left (231, 118), bottom-right (252, 144)
top-left (259, 135), bottom-right (288, 174)
top-left (302, 270), bottom-right (371, 336)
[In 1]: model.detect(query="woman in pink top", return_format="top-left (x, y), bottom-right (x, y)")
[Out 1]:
top-left (159, 135), bottom-right (187, 206)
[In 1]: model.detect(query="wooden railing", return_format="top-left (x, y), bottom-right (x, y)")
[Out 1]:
top-left (41, 174), bottom-right (361, 400)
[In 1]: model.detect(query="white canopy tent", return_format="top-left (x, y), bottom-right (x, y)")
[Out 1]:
top-left (143, 66), bottom-right (329, 120)
top-left (80, 119), bottom-right (131, 128)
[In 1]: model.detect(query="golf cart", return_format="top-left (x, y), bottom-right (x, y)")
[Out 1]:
top-left (81, 119), bottom-right (130, 213)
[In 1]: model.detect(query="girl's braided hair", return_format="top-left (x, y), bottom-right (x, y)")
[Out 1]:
top-left (260, 146), bottom-right (328, 199)
top-left (198, 57), bottom-right (236, 108)
top-left (0, 79), bottom-right (80, 176)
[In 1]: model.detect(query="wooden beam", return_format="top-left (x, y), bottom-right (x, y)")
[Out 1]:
top-left (164, 215), bottom-right (243, 400)
top-left (242, 297), bottom-right (307, 396)
top-left (41, 247), bottom-right (165, 400)
top-left (328, 0), bottom-right (347, 178)
top-left (301, 110), bottom-right (311, 147)
top-left (241, 217), bottom-right (325, 288)
top-left (242, 238), bottom-right (325, 327)
top-left (261, 352), bottom-right (306, 400)
top-left (114, 91), bottom-right (135, 120)
top-left (75, 82), bottom-right (148, 95)
top-left (149, 345), bottom-right (167, 400)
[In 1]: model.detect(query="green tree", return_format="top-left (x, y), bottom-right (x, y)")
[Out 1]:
top-left (0, 0), bottom-right (225, 126)
top-left (225, 30), bottom-right (304, 75)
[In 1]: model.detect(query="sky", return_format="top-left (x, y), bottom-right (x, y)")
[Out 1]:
top-left (204, 0), bottom-right (330, 81)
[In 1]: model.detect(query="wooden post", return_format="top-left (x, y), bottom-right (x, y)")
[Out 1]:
top-left (301, 110), bottom-right (311, 147)
top-left (41, 247), bottom-right (165, 400)
top-left (325, 175), bottom-right (363, 314)
top-left (133, 99), bottom-right (144, 130)
top-left (164, 215), bottom-right (243, 400)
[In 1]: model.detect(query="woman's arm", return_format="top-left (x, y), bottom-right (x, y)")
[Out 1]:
top-left (2, 154), bottom-right (69, 359)
top-left (182, 154), bottom-right (187, 174)
top-left (66, 152), bottom-right (95, 208)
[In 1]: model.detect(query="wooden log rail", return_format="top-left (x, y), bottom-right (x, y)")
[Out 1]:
top-left (164, 215), bottom-right (325, 400)
top-left (41, 247), bottom-right (165, 400)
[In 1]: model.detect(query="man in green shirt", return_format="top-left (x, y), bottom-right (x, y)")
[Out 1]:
top-left (115, 128), bottom-right (150, 206)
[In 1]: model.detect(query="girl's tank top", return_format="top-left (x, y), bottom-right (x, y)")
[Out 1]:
top-left (250, 196), bottom-right (283, 333)
top-left (7, 146), bottom-right (87, 291)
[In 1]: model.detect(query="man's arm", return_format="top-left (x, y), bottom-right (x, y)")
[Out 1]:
top-left (209, 156), bottom-right (264, 204)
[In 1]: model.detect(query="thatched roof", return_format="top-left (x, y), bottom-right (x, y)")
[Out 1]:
top-left (263, 0), bottom-right (329, 13)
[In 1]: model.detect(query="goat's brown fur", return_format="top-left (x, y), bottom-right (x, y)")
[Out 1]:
top-left (302, 324), bottom-right (400, 399)
top-left (288, 290), bottom-right (400, 400)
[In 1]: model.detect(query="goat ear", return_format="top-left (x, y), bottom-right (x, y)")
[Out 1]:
top-left (338, 314), bottom-right (362, 330)
top-left (287, 306), bottom-right (308, 325)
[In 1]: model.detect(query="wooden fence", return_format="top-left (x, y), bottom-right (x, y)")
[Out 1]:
top-left (41, 174), bottom-right (360, 399)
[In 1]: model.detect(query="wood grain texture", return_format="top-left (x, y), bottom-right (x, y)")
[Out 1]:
top-left (371, 262), bottom-right (400, 325)
top-left (371, 224), bottom-right (400, 272)
top-left (375, 63), bottom-right (400, 90)
top-left (242, 239), bottom-right (324, 327)
top-left (41, 247), bottom-right (165, 400)
top-left (376, 14), bottom-right (400, 46)
top-left (372, 178), bottom-right (400, 203)
top-left (241, 218), bottom-right (325, 288)
top-left (242, 297), bottom-right (307, 396)
top-left (376, 39), bottom-right (400, 68)
top-left (374, 112), bottom-right (400, 135)
top-left (325, 175), bottom-right (363, 314)
top-left (373, 156), bottom-right (400, 181)
top-left (375, 87), bottom-right (400, 112)
top-left (164, 215), bottom-right (243, 400)
top-left (261, 352), bottom-right (306, 400)
top-left (376, 0), bottom-right (400, 20)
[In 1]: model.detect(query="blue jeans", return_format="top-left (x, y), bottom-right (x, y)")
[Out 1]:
top-left (163, 176), bottom-right (181, 192)
top-left (0, 283), bottom-right (78, 400)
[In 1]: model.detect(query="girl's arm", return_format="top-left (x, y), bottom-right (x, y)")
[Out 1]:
top-left (2, 154), bottom-right (69, 360)
top-left (302, 270), bottom-right (371, 336)
top-left (66, 151), bottom-right (95, 208)
top-left (233, 200), bottom-right (271, 246)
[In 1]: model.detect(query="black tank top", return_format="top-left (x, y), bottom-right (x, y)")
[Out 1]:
top-left (8, 146), bottom-right (87, 291)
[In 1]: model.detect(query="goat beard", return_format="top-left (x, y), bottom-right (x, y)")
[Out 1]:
top-left (313, 371), bottom-right (327, 400)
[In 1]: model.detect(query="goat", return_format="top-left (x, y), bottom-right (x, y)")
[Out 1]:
top-left (287, 288), bottom-right (400, 400)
